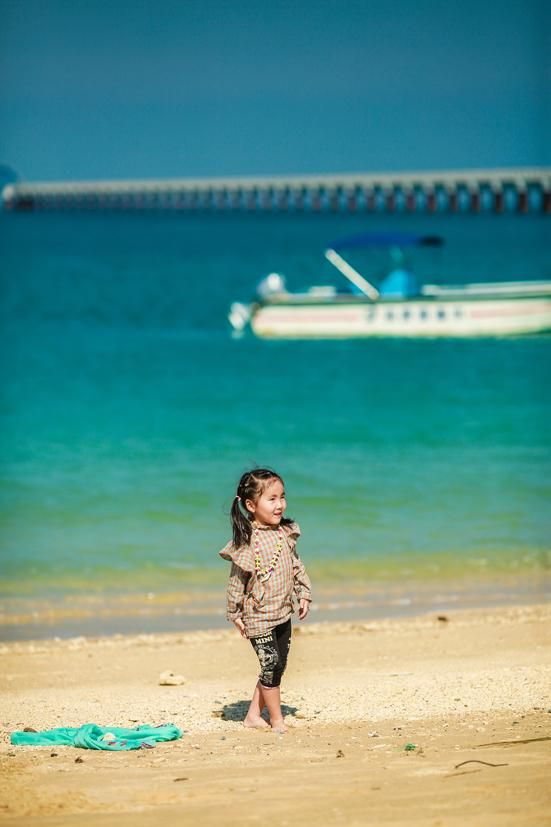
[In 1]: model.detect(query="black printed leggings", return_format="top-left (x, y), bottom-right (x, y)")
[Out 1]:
top-left (249, 620), bottom-right (292, 688)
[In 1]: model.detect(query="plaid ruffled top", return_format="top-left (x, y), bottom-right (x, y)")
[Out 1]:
top-left (219, 520), bottom-right (312, 637)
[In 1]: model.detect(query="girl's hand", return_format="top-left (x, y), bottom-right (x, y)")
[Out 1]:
top-left (298, 599), bottom-right (310, 620)
top-left (233, 618), bottom-right (247, 637)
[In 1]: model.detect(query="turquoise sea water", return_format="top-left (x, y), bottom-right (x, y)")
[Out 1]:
top-left (1, 211), bottom-right (550, 603)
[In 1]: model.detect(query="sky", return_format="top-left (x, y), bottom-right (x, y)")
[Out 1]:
top-left (0, 0), bottom-right (549, 181)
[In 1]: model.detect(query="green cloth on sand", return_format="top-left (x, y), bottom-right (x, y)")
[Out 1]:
top-left (11, 723), bottom-right (182, 751)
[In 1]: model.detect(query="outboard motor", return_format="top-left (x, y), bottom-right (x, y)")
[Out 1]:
top-left (228, 302), bottom-right (252, 332)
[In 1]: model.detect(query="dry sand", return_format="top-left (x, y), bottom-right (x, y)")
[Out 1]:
top-left (1, 604), bottom-right (550, 826)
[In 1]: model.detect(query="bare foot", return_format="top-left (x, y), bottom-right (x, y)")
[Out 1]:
top-left (243, 715), bottom-right (269, 729)
top-left (270, 719), bottom-right (288, 733)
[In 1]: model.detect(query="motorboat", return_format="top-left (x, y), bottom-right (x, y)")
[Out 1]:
top-left (228, 233), bottom-right (551, 338)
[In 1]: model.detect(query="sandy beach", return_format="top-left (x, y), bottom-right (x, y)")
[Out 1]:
top-left (1, 603), bottom-right (550, 826)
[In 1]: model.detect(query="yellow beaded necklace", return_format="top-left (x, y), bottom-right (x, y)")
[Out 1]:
top-left (253, 526), bottom-right (283, 582)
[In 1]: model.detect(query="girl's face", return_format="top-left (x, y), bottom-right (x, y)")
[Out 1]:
top-left (246, 478), bottom-right (287, 527)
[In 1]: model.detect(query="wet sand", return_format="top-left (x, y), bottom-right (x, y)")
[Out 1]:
top-left (1, 570), bottom-right (548, 641)
top-left (1, 604), bottom-right (550, 825)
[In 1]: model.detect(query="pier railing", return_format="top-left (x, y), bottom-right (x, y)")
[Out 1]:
top-left (2, 168), bottom-right (550, 214)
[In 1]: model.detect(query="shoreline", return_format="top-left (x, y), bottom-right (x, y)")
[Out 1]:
top-left (1, 570), bottom-right (549, 641)
top-left (1, 603), bottom-right (550, 825)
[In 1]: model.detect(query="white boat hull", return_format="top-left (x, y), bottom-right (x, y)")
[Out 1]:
top-left (251, 296), bottom-right (551, 338)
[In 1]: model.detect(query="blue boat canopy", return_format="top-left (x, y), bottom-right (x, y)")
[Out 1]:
top-left (330, 232), bottom-right (444, 250)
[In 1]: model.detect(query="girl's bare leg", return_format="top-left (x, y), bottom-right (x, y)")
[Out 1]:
top-left (243, 681), bottom-right (269, 728)
top-left (261, 685), bottom-right (287, 733)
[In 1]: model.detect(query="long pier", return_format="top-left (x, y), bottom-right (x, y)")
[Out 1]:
top-left (2, 168), bottom-right (550, 214)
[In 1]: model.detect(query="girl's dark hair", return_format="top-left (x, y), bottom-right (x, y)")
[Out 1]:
top-left (230, 467), bottom-right (292, 548)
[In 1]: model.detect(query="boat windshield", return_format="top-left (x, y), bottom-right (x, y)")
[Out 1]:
top-left (379, 267), bottom-right (419, 298)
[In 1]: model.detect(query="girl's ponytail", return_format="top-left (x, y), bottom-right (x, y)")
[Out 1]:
top-left (231, 494), bottom-right (253, 548)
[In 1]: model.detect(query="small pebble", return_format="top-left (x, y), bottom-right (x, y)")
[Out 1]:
top-left (159, 671), bottom-right (186, 686)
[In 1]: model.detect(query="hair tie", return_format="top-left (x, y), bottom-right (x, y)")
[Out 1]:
top-left (235, 495), bottom-right (241, 502)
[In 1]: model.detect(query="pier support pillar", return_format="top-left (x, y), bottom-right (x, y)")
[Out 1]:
top-left (517, 188), bottom-right (528, 213)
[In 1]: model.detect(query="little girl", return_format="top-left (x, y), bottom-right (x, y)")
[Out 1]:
top-left (219, 468), bottom-right (312, 733)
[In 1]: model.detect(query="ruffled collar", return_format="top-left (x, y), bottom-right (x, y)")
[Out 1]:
top-left (251, 520), bottom-right (282, 531)
top-left (218, 520), bottom-right (300, 569)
